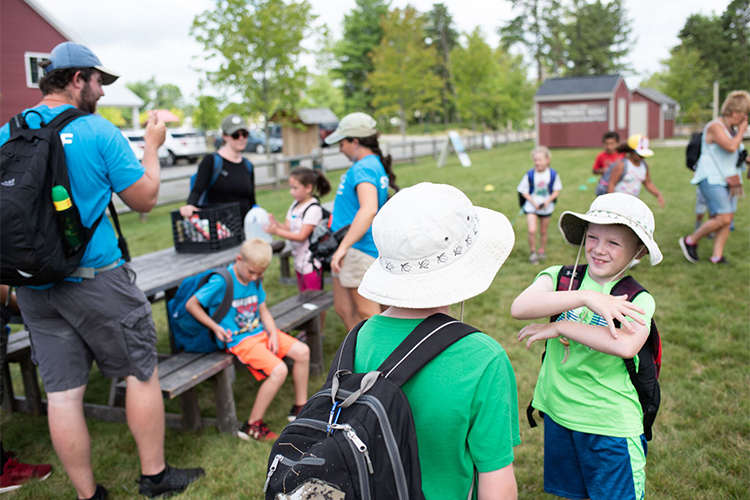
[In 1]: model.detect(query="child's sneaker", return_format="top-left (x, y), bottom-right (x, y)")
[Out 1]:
top-left (238, 420), bottom-right (279, 442)
top-left (529, 252), bottom-right (539, 264)
top-left (0, 458), bottom-right (52, 493)
top-left (537, 251), bottom-right (546, 262)
top-left (678, 236), bottom-right (699, 263)
top-left (287, 404), bottom-right (305, 422)
top-left (137, 463), bottom-right (204, 498)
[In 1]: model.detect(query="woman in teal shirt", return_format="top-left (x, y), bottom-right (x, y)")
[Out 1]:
top-left (324, 113), bottom-right (399, 330)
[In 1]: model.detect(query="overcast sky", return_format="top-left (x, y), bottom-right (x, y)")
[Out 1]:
top-left (34, 0), bottom-right (730, 104)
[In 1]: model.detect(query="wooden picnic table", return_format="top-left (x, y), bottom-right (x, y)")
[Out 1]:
top-left (7, 243), bottom-right (333, 435)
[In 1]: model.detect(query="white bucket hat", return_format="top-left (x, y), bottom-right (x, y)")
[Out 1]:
top-left (558, 193), bottom-right (662, 265)
top-left (324, 112), bottom-right (378, 145)
top-left (358, 183), bottom-right (515, 309)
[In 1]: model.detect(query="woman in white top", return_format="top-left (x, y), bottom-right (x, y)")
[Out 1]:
top-left (679, 91), bottom-right (750, 265)
top-left (606, 134), bottom-right (665, 208)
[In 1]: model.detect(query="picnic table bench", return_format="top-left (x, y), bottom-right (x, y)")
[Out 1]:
top-left (115, 247), bottom-right (333, 434)
top-left (4, 244), bottom-right (333, 436)
top-left (2, 329), bottom-right (43, 416)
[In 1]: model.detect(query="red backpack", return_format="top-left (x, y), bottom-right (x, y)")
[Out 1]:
top-left (527, 264), bottom-right (662, 441)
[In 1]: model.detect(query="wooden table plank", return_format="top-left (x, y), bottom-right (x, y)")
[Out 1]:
top-left (159, 352), bottom-right (234, 399)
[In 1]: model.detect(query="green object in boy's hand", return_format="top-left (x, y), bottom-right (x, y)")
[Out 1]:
top-left (578, 185), bottom-right (589, 191)
top-left (588, 176), bottom-right (598, 183)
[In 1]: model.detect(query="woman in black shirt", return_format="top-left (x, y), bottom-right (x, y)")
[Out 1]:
top-left (180, 114), bottom-right (256, 218)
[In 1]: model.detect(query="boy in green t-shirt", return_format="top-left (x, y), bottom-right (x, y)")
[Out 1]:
top-left (357, 182), bottom-right (520, 500)
top-left (511, 193), bottom-right (662, 500)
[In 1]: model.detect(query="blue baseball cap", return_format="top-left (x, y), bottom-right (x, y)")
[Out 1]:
top-left (44, 42), bottom-right (119, 85)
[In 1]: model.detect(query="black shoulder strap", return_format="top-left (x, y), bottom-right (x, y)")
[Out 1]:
top-left (47, 107), bottom-right (89, 132)
top-left (326, 319), bottom-right (366, 383)
top-left (377, 313), bottom-right (477, 387)
top-left (195, 267), bottom-right (234, 323)
top-left (301, 201), bottom-right (321, 219)
top-left (326, 313), bottom-right (477, 387)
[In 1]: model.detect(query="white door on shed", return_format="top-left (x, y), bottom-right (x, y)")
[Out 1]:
top-left (630, 102), bottom-right (648, 137)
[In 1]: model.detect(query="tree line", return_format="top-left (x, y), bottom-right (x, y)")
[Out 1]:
top-left (100, 0), bottom-right (744, 135)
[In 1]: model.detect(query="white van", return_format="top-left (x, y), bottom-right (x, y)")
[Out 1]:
top-left (164, 128), bottom-right (208, 164)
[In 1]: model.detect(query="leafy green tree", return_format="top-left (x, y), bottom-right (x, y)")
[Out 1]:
top-left (193, 95), bottom-right (223, 132)
top-left (98, 107), bottom-right (127, 128)
top-left (563, 0), bottom-right (632, 76)
top-left (498, 0), bottom-right (564, 82)
top-left (301, 74), bottom-right (345, 117)
top-left (126, 78), bottom-right (183, 110)
top-left (368, 7), bottom-right (443, 138)
top-left (640, 46), bottom-right (714, 124)
top-left (332, 0), bottom-right (389, 113)
top-left (678, 0), bottom-right (749, 103)
top-left (425, 3), bottom-right (460, 124)
top-left (192, 0), bottom-right (315, 156)
top-left (450, 28), bottom-right (498, 130)
top-left (493, 47), bottom-right (537, 128)
top-left (155, 84), bottom-right (183, 110)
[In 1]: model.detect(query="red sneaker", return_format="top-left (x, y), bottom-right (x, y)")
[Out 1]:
top-left (237, 420), bottom-right (279, 442)
top-left (0, 458), bottom-right (52, 492)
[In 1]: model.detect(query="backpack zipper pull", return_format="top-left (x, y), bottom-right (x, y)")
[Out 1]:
top-left (263, 454), bottom-right (282, 492)
top-left (344, 425), bottom-right (374, 475)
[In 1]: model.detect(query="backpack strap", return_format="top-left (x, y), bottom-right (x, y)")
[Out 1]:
top-left (197, 267), bottom-right (234, 323)
top-left (548, 168), bottom-right (557, 193)
top-left (551, 264), bottom-right (587, 321)
top-left (301, 200), bottom-right (321, 220)
top-left (378, 313), bottom-right (477, 387)
top-left (208, 152), bottom-right (223, 189)
top-left (326, 319), bottom-right (367, 382)
top-left (527, 168), bottom-right (535, 194)
top-left (242, 157), bottom-right (254, 176)
top-left (46, 107), bottom-right (89, 132)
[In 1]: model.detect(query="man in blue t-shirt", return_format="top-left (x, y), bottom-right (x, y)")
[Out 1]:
top-left (0, 42), bottom-right (203, 499)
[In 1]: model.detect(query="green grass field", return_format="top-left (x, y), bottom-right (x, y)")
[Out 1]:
top-left (3, 141), bottom-right (748, 499)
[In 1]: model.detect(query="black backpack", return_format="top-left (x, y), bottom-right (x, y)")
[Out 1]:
top-left (686, 132), bottom-right (702, 171)
top-left (304, 202), bottom-right (350, 272)
top-left (264, 313), bottom-right (476, 500)
top-left (1, 108), bottom-right (128, 286)
top-left (527, 265), bottom-right (662, 441)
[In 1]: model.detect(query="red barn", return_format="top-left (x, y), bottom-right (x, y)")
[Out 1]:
top-left (535, 75), bottom-right (630, 148)
top-left (630, 87), bottom-right (678, 140)
top-left (0, 0), bottom-right (82, 124)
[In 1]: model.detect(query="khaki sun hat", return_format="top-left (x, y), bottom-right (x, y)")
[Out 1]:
top-left (324, 112), bottom-right (378, 145)
top-left (358, 183), bottom-right (515, 309)
top-left (558, 193), bottom-right (662, 265)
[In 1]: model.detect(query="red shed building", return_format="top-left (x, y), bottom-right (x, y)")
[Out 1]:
top-left (535, 75), bottom-right (629, 148)
top-left (0, 0), bottom-right (82, 124)
top-left (630, 87), bottom-right (678, 140)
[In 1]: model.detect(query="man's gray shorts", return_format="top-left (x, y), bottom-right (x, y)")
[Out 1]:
top-left (16, 264), bottom-right (157, 393)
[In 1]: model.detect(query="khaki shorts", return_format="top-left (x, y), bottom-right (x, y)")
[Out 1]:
top-left (16, 264), bottom-right (157, 393)
top-left (335, 247), bottom-right (376, 288)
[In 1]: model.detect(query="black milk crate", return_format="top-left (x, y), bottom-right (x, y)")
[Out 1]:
top-left (171, 203), bottom-right (244, 253)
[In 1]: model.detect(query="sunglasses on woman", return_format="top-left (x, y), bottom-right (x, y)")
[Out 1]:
top-left (231, 130), bottom-right (249, 139)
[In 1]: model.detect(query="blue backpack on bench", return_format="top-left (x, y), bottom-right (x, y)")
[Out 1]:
top-left (167, 267), bottom-right (234, 353)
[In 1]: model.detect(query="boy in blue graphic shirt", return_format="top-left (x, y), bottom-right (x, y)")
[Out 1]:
top-left (186, 239), bottom-right (310, 441)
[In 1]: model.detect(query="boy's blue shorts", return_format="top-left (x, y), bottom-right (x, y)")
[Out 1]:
top-left (544, 415), bottom-right (647, 500)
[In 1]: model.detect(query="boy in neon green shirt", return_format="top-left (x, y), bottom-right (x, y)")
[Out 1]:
top-left (512, 193), bottom-right (662, 500)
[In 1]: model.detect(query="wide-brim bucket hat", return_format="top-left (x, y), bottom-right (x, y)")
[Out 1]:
top-left (358, 183), bottom-right (515, 309)
top-left (558, 193), bottom-right (662, 265)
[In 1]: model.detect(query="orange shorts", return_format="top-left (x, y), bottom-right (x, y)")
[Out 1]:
top-left (227, 330), bottom-right (298, 381)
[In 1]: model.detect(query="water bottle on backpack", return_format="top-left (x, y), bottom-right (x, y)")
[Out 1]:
top-left (244, 205), bottom-right (273, 243)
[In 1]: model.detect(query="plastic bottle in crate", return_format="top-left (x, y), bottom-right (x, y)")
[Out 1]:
top-left (244, 205), bottom-right (273, 243)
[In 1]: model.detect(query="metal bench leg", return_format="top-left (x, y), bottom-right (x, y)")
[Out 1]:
top-left (211, 365), bottom-right (237, 435)
top-left (302, 315), bottom-right (324, 377)
top-left (179, 388), bottom-right (203, 432)
top-left (18, 355), bottom-right (43, 416)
